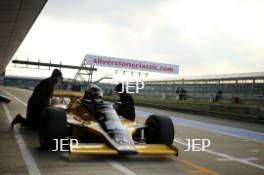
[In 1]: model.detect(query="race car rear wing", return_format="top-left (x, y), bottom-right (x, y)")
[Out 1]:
top-left (53, 90), bottom-right (83, 98)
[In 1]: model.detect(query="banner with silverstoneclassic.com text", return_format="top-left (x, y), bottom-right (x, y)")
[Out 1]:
top-left (84, 54), bottom-right (179, 74)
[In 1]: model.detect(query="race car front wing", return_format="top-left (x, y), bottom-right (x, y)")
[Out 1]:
top-left (70, 143), bottom-right (178, 156)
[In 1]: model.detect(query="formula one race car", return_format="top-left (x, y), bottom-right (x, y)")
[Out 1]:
top-left (39, 85), bottom-right (178, 156)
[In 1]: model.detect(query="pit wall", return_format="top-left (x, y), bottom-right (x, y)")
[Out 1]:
top-left (104, 96), bottom-right (263, 123)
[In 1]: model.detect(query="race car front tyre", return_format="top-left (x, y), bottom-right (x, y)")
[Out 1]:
top-left (39, 107), bottom-right (67, 150)
top-left (144, 114), bottom-right (174, 145)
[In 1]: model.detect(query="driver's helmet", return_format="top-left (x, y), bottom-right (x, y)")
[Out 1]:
top-left (83, 84), bottom-right (103, 103)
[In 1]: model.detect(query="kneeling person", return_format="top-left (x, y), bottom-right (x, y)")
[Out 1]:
top-left (114, 83), bottom-right (135, 121)
top-left (11, 69), bottom-right (63, 129)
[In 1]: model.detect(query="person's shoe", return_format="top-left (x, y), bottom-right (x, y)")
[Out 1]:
top-left (11, 114), bottom-right (23, 128)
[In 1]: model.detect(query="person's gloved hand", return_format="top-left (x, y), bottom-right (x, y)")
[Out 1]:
top-left (115, 102), bottom-right (121, 105)
top-left (113, 102), bottom-right (120, 110)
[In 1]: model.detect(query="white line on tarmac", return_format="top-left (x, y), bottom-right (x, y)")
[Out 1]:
top-left (174, 138), bottom-right (264, 170)
top-left (4, 86), bottom-right (33, 93)
top-left (1, 87), bottom-right (138, 175)
top-left (217, 157), bottom-right (257, 161)
top-left (3, 104), bottom-right (41, 175)
top-left (108, 161), bottom-right (137, 175)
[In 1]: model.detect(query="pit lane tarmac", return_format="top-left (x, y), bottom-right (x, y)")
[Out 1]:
top-left (1, 86), bottom-right (264, 175)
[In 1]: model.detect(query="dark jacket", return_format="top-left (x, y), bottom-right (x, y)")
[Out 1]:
top-left (26, 77), bottom-right (57, 128)
top-left (116, 93), bottom-right (135, 121)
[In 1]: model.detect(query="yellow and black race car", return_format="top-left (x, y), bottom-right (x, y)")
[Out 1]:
top-left (39, 86), bottom-right (178, 156)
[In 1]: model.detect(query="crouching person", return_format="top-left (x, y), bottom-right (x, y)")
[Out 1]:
top-left (114, 83), bottom-right (135, 121)
top-left (11, 69), bottom-right (63, 129)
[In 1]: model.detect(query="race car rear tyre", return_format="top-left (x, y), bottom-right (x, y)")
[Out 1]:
top-left (144, 115), bottom-right (174, 145)
top-left (39, 107), bottom-right (67, 150)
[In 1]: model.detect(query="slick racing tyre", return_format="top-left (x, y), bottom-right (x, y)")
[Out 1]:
top-left (39, 107), bottom-right (67, 150)
top-left (144, 114), bottom-right (174, 145)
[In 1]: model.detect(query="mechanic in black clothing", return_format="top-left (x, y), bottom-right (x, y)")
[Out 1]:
top-left (114, 83), bottom-right (135, 121)
top-left (11, 69), bottom-right (63, 129)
